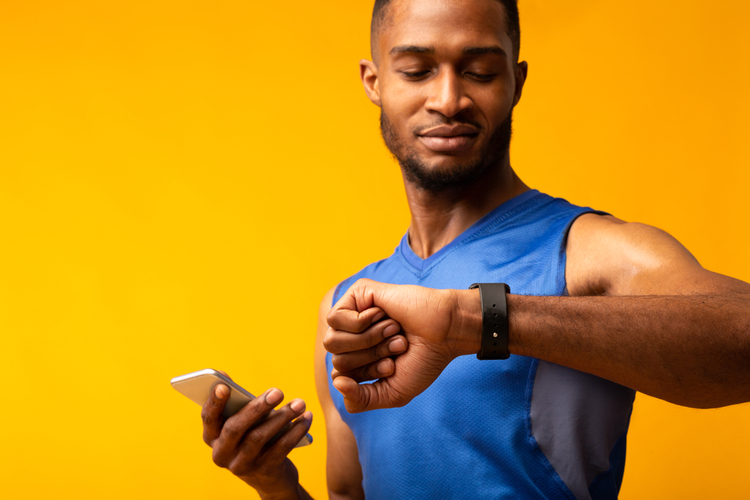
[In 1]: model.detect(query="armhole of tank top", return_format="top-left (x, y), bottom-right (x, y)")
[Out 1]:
top-left (332, 281), bottom-right (344, 307)
top-left (558, 209), bottom-right (610, 296)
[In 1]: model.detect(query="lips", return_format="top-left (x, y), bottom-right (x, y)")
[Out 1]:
top-left (418, 124), bottom-right (479, 153)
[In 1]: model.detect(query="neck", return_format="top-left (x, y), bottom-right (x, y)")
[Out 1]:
top-left (403, 154), bottom-right (529, 259)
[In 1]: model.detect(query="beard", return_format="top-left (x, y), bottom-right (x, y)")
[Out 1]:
top-left (380, 110), bottom-right (513, 193)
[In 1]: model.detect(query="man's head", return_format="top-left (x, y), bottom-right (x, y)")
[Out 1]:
top-left (362, 0), bottom-right (527, 193)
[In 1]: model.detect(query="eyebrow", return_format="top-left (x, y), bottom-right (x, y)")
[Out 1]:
top-left (390, 45), bottom-right (435, 56)
top-left (389, 45), bottom-right (506, 57)
top-left (462, 46), bottom-right (506, 57)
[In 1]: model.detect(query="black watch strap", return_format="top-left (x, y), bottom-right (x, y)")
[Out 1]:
top-left (468, 283), bottom-right (511, 360)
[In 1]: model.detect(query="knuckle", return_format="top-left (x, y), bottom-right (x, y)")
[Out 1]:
top-left (222, 420), bottom-right (243, 439)
top-left (201, 410), bottom-right (215, 427)
top-left (322, 328), bottom-right (333, 346)
top-left (212, 447), bottom-right (228, 468)
top-left (227, 460), bottom-right (249, 477)
top-left (276, 438), bottom-right (296, 455)
top-left (323, 329), bottom-right (340, 352)
top-left (331, 354), bottom-right (344, 371)
top-left (247, 427), bottom-right (266, 446)
top-left (368, 345), bottom-right (383, 363)
top-left (363, 329), bottom-right (382, 348)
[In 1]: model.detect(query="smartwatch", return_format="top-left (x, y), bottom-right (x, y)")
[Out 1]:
top-left (468, 283), bottom-right (511, 360)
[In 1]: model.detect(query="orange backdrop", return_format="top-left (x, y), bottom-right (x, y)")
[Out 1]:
top-left (1, 1), bottom-right (748, 499)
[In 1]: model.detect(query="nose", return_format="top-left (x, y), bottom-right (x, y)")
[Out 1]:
top-left (424, 67), bottom-right (473, 118)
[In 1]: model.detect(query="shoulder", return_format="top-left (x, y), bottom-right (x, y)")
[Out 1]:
top-left (565, 213), bottom-right (705, 296)
top-left (315, 286), bottom-right (337, 365)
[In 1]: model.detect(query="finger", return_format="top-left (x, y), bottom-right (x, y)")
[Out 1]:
top-left (231, 399), bottom-right (308, 463)
top-left (324, 319), bottom-right (401, 354)
top-left (216, 388), bottom-right (285, 453)
top-left (202, 383), bottom-right (230, 446)
top-left (336, 357), bottom-right (395, 383)
top-left (332, 376), bottom-right (411, 413)
top-left (327, 305), bottom-right (385, 334)
top-left (259, 411), bottom-right (313, 466)
top-left (331, 334), bottom-right (407, 373)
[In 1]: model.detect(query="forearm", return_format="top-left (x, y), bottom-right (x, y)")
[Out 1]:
top-left (455, 291), bottom-right (750, 408)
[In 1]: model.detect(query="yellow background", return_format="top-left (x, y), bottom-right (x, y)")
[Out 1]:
top-left (1, 1), bottom-right (749, 498)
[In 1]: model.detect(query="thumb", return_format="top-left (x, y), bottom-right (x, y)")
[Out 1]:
top-left (332, 376), bottom-right (378, 413)
top-left (332, 376), bottom-right (409, 413)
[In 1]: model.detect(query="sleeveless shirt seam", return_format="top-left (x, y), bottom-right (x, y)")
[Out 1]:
top-left (398, 192), bottom-right (547, 277)
top-left (525, 205), bottom-right (601, 500)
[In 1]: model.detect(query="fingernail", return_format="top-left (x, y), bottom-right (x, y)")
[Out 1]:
top-left (383, 323), bottom-right (399, 337)
top-left (303, 411), bottom-right (313, 423)
top-left (291, 399), bottom-right (306, 412)
top-left (265, 388), bottom-right (283, 406)
top-left (215, 384), bottom-right (229, 399)
top-left (372, 311), bottom-right (385, 323)
top-left (377, 359), bottom-right (391, 374)
top-left (389, 337), bottom-right (406, 353)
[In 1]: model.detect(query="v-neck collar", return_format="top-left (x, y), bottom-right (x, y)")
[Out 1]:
top-left (398, 189), bottom-right (541, 273)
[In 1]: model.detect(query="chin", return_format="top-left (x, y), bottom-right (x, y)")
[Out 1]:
top-left (399, 150), bottom-right (492, 193)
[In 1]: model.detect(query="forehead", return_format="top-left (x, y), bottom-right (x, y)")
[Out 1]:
top-left (378, 0), bottom-right (510, 57)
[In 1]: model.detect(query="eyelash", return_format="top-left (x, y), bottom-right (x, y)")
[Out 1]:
top-left (401, 71), bottom-right (431, 78)
top-left (468, 73), bottom-right (496, 81)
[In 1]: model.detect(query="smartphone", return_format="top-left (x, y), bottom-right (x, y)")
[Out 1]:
top-left (171, 368), bottom-right (312, 448)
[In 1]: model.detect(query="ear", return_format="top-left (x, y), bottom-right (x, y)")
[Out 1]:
top-left (360, 59), bottom-right (382, 107)
top-left (512, 61), bottom-right (528, 107)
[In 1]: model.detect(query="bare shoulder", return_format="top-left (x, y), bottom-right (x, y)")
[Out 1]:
top-left (565, 213), bottom-right (727, 296)
top-left (314, 285), bottom-right (338, 412)
top-left (313, 285), bottom-right (365, 500)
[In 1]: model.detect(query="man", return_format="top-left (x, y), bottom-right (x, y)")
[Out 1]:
top-left (200, 0), bottom-right (750, 498)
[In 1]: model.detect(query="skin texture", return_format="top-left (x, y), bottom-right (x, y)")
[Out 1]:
top-left (202, 0), bottom-right (750, 497)
top-left (326, 224), bottom-right (750, 411)
top-left (320, 0), bottom-right (750, 492)
top-left (360, 0), bottom-right (529, 258)
top-left (200, 376), bottom-right (315, 500)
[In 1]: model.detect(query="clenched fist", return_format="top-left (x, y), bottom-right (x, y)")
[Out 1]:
top-left (324, 279), bottom-right (481, 412)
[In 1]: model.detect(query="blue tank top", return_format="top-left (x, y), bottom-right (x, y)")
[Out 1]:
top-left (326, 190), bottom-right (635, 500)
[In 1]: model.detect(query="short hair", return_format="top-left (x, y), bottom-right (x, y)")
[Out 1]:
top-left (371, 0), bottom-right (521, 62)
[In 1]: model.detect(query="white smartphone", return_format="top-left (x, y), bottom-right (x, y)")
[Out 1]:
top-left (171, 368), bottom-right (312, 448)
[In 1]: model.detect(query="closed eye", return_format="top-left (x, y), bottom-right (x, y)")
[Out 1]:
top-left (400, 70), bottom-right (431, 79)
top-left (466, 73), bottom-right (496, 82)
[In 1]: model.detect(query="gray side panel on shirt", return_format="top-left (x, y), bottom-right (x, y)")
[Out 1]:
top-left (531, 360), bottom-right (636, 500)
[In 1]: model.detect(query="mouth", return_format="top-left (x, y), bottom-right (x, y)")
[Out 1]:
top-left (417, 124), bottom-right (480, 153)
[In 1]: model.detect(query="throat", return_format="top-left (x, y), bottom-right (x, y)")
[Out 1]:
top-left (405, 167), bottom-right (530, 260)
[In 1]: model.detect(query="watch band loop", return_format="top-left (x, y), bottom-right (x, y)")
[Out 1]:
top-left (468, 283), bottom-right (511, 360)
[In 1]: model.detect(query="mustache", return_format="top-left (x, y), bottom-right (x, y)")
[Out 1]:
top-left (413, 119), bottom-right (484, 135)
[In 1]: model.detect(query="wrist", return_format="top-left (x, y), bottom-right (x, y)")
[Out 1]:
top-left (246, 463), bottom-right (305, 500)
top-left (256, 484), bottom-right (303, 500)
top-left (448, 288), bottom-right (483, 356)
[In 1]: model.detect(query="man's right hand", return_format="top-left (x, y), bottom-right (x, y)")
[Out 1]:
top-left (201, 380), bottom-right (313, 500)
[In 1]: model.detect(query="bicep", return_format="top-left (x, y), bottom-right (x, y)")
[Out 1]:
top-left (314, 287), bottom-right (365, 500)
top-left (567, 214), bottom-right (750, 296)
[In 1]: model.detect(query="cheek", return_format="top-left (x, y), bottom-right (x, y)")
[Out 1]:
top-left (475, 87), bottom-right (515, 122)
top-left (381, 82), bottom-right (425, 127)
